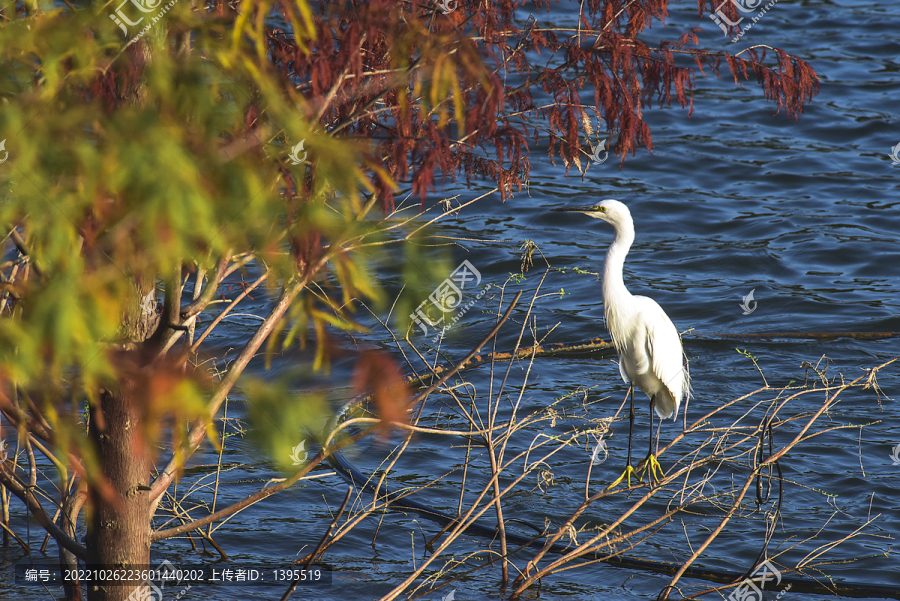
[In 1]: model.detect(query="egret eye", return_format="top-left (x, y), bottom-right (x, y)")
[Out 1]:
top-left (598, 206), bottom-right (606, 212)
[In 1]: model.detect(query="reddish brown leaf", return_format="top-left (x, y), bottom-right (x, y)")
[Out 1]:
top-left (351, 351), bottom-right (411, 433)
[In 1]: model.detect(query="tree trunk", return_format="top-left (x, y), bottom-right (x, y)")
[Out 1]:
top-left (85, 387), bottom-right (152, 601)
top-left (84, 278), bottom-right (158, 601)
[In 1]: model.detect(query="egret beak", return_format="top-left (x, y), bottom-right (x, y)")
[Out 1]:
top-left (553, 206), bottom-right (597, 213)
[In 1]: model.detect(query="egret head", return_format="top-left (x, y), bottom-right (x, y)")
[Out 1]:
top-left (555, 199), bottom-right (632, 229)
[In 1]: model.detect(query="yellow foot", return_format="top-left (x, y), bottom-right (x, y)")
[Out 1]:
top-left (637, 453), bottom-right (665, 484)
top-left (605, 464), bottom-right (638, 490)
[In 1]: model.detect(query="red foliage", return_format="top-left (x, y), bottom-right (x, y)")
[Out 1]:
top-left (262, 0), bottom-right (818, 194)
top-left (88, 1), bottom-right (818, 214)
top-left (352, 350), bottom-right (412, 433)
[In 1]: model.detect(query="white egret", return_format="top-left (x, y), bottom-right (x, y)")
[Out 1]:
top-left (556, 200), bottom-right (690, 487)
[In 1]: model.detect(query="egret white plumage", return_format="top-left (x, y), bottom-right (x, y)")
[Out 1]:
top-left (556, 200), bottom-right (690, 487)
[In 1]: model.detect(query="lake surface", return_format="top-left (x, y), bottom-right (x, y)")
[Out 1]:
top-left (3, 0), bottom-right (899, 599)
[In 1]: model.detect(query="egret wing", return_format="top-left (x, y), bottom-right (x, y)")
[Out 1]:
top-left (638, 297), bottom-right (687, 419)
top-left (617, 354), bottom-right (630, 384)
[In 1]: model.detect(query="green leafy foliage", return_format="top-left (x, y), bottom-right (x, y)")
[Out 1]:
top-left (0, 0), bottom-right (430, 480)
top-left (243, 376), bottom-right (329, 473)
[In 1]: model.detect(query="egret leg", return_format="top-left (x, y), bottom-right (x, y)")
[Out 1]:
top-left (606, 385), bottom-right (638, 490)
top-left (638, 397), bottom-right (665, 484)
top-left (627, 384), bottom-right (634, 466)
top-left (655, 418), bottom-right (662, 455)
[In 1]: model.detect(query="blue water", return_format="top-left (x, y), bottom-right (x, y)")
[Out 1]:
top-left (3, 0), bottom-right (899, 599)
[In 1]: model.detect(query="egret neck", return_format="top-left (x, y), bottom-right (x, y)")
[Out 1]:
top-left (601, 215), bottom-right (635, 348)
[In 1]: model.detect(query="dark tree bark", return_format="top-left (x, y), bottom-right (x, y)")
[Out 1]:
top-left (84, 281), bottom-right (157, 601)
top-left (85, 387), bottom-right (152, 601)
